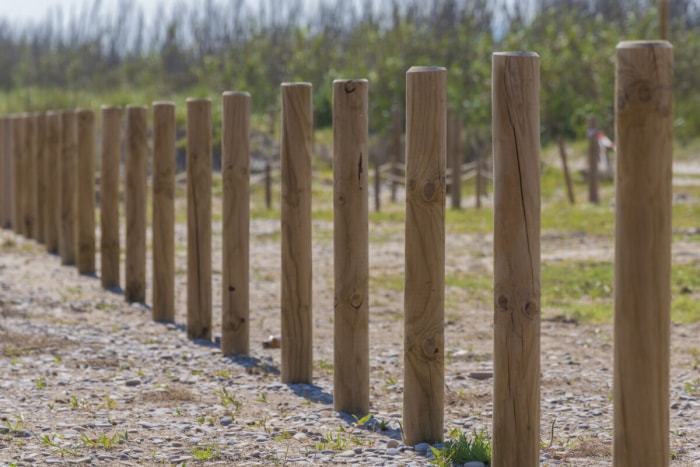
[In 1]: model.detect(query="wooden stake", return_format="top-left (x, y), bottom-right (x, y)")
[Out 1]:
top-left (186, 98), bottom-right (213, 340)
top-left (76, 109), bottom-right (96, 275)
top-left (660, 0), bottom-right (669, 40)
top-left (23, 114), bottom-right (36, 239)
top-left (265, 160), bottom-right (272, 210)
top-left (587, 115), bottom-right (600, 204)
top-left (475, 150), bottom-right (483, 209)
top-left (403, 66), bottom-right (446, 445)
top-left (374, 162), bottom-right (381, 212)
top-left (34, 113), bottom-right (46, 244)
top-left (59, 110), bottom-right (77, 265)
top-left (492, 52), bottom-right (541, 467)
top-left (614, 40), bottom-right (673, 467)
top-left (0, 116), bottom-right (10, 229)
top-left (557, 137), bottom-right (576, 205)
top-left (280, 83), bottom-right (313, 384)
top-left (45, 112), bottom-right (60, 253)
top-left (390, 105), bottom-right (401, 203)
top-left (152, 102), bottom-right (176, 322)
top-left (100, 106), bottom-right (122, 288)
top-left (125, 106), bottom-right (148, 303)
top-left (221, 92), bottom-right (251, 355)
top-left (332, 79), bottom-right (369, 415)
top-left (12, 115), bottom-right (24, 236)
top-left (448, 114), bottom-right (462, 209)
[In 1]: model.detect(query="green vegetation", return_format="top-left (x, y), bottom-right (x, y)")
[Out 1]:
top-left (431, 429), bottom-right (492, 467)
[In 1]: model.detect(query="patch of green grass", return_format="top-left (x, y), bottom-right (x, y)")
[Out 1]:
top-left (431, 429), bottom-right (491, 466)
top-left (192, 445), bottom-right (219, 460)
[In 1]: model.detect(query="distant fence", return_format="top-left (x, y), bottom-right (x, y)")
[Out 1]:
top-left (0, 41), bottom-right (673, 466)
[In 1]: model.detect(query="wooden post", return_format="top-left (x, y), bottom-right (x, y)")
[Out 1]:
top-left (614, 40), bottom-right (672, 467)
top-left (45, 112), bottom-right (60, 253)
top-left (264, 160), bottom-right (272, 210)
top-left (59, 110), bottom-right (77, 265)
top-left (34, 113), bottom-right (46, 244)
top-left (100, 106), bottom-right (122, 288)
top-left (659, 0), bottom-right (669, 40)
top-left (475, 151), bottom-right (483, 209)
top-left (0, 116), bottom-right (10, 229)
top-left (23, 114), bottom-right (36, 239)
top-left (587, 115), bottom-right (600, 204)
top-left (152, 102), bottom-right (176, 322)
top-left (280, 83), bottom-right (313, 384)
top-left (12, 115), bottom-right (24, 236)
top-left (390, 104), bottom-right (401, 203)
top-left (332, 79), bottom-right (369, 415)
top-left (557, 137), bottom-right (576, 205)
top-left (125, 106), bottom-right (148, 303)
top-left (186, 98), bottom-right (213, 340)
top-left (374, 162), bottom-right (381, 212)
top-left (221, 92), bottom-right (251, 355)
top-left (448, 114), bottom-right (462, 209)
top-left (76, 109), bottom-right (96, 275)
top-left (492, 52), bottom-right (541, 467)
top-left (403, 66), bottom-right (446, 445)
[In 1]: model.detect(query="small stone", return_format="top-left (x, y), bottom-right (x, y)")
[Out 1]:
top-left (293, 432), bottom-right (307, 441)
top-left (220, 417), bottom-right (233, 426)
top-left (386, 448), bottom-right (400, 456)
top-left (414, 442), bottom-right (430, 453)
top-left (338, 450), bottom-right (356, 457)
top-left (386, 439), bottom-right (400, 448)
top-left (125, 379), bottom-right (142, 387)
top-left (464, 462), bottom-right (486, 467)
top-left (256, 435), bottom-right (268, 442)
top-left (138, 422), bottom-right (157, 429)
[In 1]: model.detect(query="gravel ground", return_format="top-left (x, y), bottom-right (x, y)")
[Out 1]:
top-left (1, 213), bottom-right (700, 466)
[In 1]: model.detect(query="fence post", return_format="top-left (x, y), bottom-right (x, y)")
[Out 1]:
top-left (0, 116), bottom-right (10, 229)
top-left (614, 40), bottom-right (672, 467)
top-left (34, 113), bottom-right (46, 244)
top-left (186, 98), bottom-right (213, 340)
top-left (448, 114), bottom-right (462, 209)
top-left (12, 116), bottom-right (24, 236)
top-left (221, 91), bottom-right (251, 355)
top-left (59, 110), bottom-right (77, 265)
top-left (125, 105), bottom-right (148, 303)
top-left (403, 66), bottom-right (446, 445)
top-left (587, 116), bottom-right (600, 204)
top-left (77, 109), bottom-right (96, 275)
top-left (152, 102), bottom-right (176, 322)
top-left (23, 114), bottom-right (36, 239)
top-left (280, 83), bottom-right (313, 384)
top-left (333, 79), bottom-right (369, 415)
top-left (557, 137), bottom-right (576, 205)
top-left (265, 160), bottom-right (272, 210)
top-left (374, 162), bottom-right (381, 212)
top-left (390, 104), bottom-right (401, 203)
top-left (45, 112), bottom-right (60, 253)
top-left (492, 52), bottom-right (541, 467)
top-left (100, 106), bottom-right (122, 288)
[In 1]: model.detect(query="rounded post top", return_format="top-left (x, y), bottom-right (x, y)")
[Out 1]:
top-left (152, 101), bottom-right (176, 107)
top-left (407, 66), bottom-right (446, 74)
top-left (332, 79), bottom-right (368, 84)
top-left (493, 51), bottom-right (540, 58)
top-left (281, 82), bottom-right (312, 88)
top-left (222, 91), bottom-right (251, 98)
top-left (617, 40), bottom-right (672, 49)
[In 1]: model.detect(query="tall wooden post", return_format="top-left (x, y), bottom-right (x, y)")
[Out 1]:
top-left (587, 116), bottom-right (600, 204)
top-left (221, 92), bottom-right (251, 355)
top-left (0, 117), bottom-right (10, 229)
top-left (125, 106), bottom-right (148, 303)
top-left (186, 99), bottom-right (213, 340)
top-left (659, 0), bottom-right (669, 40)
top-left (448, 114), bottom-right (462, 209)
top-left (23, 114), bottom-right (36, 239)
top-left (45, 112), bottom-right (60, 253)
top-left (265, 160), bottom-right (272, 210)
top-left (59, 110), bottom-right (77, 265)
top-left (390, 104), bottom-right (401, 203)
top-left (12, 116), bottom-right (24, 236)
top-left (280, 83), bottom-right (313, 384)
top-left (76, 109), bottom-right (96, 275)
top-left (333, 79), bottom-right (369, 415)
top-left (492, 52), bottom-right (541, 467)
top-left (152, 102), bottom-right (176, 322)
top-left (34, 113), bottom-right (46, 244)
top-left (614, 40), bottom-right (673, 467)
top-left (403, 67), bottom-right (446, 445)
top-left (100, 106), bottom-right (122, 288)
top-left (557, 137), bottom-right (576, 205)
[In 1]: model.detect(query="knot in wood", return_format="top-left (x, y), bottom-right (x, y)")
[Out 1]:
top-left (497, 294), bottom-right (509, 311)
top-left (344, 82), bottom-right (356, 94)
top-left (423, 182), bottom-right (436, 201)
top-left (423, 337), bottom-right (440, 359)
top-left (350, 293), bottom-right (364, 310)
top-left (523, 301), bottom-right (539, 319)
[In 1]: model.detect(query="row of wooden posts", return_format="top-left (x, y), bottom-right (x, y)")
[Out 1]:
top-left (0, 41), bottom-right (673, 466)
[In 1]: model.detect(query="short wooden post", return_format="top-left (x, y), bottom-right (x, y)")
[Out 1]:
top-left (34, 113), bottom-right (46, 244)
top-left (76, 109), bottom-right (96, 275)
top-left (221, 92), bottom-right (251, 355)
top-left (45, 112), bottom-right (60, 253)
top-left (0, 116), bottom-right (10, 229)
top-left (59, 110), bottom-right (77, 265)
top-left (492, 52), bottom-right (541, 467)
top-left (557, 137), bottom-right (576, 205)
top-left (12, 115), bottom-right (24, 236)
top-left (264, 160), bottom-right (272, 210)
top-left (333, 79), bottom-right (369, 415)
top-left (280, 83), bottom-right (313, 384)
top-left (186, 98), bottom-right (213, 340)
top-left (587, 115), bottom-right (600, 204)
top-left (23, 114), bottom-right (36, 239)
top-left (125, 105), bottom-right (148, 303)
top-left (152, 102), bottom-right (176, 322)
top-left (614, 40), bottom-right (673, 467)
top-left (100, 106), bottom-right (122, 288)
top-left (403, 66), bottom-right (446, 445)
top-left (390, 104), bottom-right (401, 203)
top-left (448, 114), bottom-right (462, 209)
top-left (374, 162), bottom-right (381, 212)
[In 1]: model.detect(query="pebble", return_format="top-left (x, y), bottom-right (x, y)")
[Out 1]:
top-left (386, 439), bottom-right (400, 448)
top-left (386, 448), bottom-right (400, 456)
top-left (413, 442), bottom-right (431, 453)
top-left (125, 379), bottom-right (142, 387)
top-left (464, 462), bottom-right (486, 467)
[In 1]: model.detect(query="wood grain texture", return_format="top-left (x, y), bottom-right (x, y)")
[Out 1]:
top-left (34, 113), bottom-right (46, 244)
top-left (152, 102), bottom-right (176, 322)
top-left (77, 109), bottom-right (96, 275)
top-left (402, 66), bottom-right (446, 445)
top-left (613, 40), bottom-right (673, 467)
top-left (332, 79), bottom-right (369, 415)
top-left (186, 99), bottom-right (213, 340)
top-left (0, 117), bottom-right (10, 229)
top-left (221, 92), bottom-right (250, 355)
top-left (12, 116), bottom-right (23, 235)
top-left (59, 111), bottom-right (77, 265)
top-left (45, 112), bottom-right (60, 253)
top-left (280, 83), bottom-right (313, 384)
top-left (100, 106), bottom-right (122, 288)
top-left (491, 52), bottom-right (541, 467)
top-left (23, 114), bottom-right (36, 239)
top-left (125, 106), bottom-right (148, 303)
top-left (557, 137), bottom-right (576, 205)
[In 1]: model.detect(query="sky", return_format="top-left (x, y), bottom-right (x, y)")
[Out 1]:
top-left (0, 0), bottom-right (179, 24)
